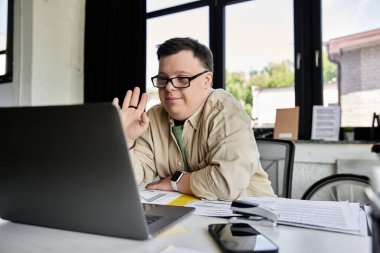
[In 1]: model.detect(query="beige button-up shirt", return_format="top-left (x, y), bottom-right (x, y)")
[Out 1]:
top-left (131, 89), bottom-right (275, 200)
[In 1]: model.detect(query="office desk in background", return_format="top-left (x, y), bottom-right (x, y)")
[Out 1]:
top-left (0, 215), bottom-right (371, 253)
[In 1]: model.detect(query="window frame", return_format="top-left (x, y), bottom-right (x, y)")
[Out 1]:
top-left (0, 0), bottom-right (14, 84)
top-left (145, 0), bottom-right (324, 140)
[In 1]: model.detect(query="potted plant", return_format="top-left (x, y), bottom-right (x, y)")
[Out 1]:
top-left (344, 127), bottom-right (355, 141)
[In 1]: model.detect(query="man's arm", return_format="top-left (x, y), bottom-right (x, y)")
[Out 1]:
top-left (145, 171), bottom-right (193, 195)
top-left (188, 105), bottom-right (266, 200)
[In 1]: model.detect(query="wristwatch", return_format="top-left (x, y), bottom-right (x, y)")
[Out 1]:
top-left (171, 171), bottom-right (186, 192)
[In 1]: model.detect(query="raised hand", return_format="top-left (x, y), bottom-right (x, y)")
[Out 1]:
top-left (112, 87), bottom-right (149, 148)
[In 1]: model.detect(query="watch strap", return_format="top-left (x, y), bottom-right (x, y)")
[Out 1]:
top-left (171, 180), bottom-right (179, 191)
top-left (171, 171), bottom-right (185, 192)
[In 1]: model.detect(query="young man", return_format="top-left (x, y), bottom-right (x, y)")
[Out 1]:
top-left (113, 37), bottom-right (275, 200)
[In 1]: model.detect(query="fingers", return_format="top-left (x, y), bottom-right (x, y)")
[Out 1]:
top-left (137, 92), bottom-right (148, 111)
top-left (146, 180), bottom-right (164, 190)
top-left (145, 181), bottom-right (159, 190)
top-left (145, 177), bottom-right (172, 191)
top-left (129, 87), bottom-right (141, 108)
top-left (112, 97), bottom-right (120, 108)
top-left (121, 90), bottom-right (133, 110)
top-left (120, 87), bottom-right (148, 111)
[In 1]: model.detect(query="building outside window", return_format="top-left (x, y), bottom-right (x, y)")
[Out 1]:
top-left (322, 0), bottom-right (380, 127)
top-left (145, 0), bottom-right (380, 139)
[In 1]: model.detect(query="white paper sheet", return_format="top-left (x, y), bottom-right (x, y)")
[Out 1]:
top-left (139, 188), bottom-right (234, 217)
top-left (242, 197), bottom-right (365, 235)
top-left (186, 200), bottom-right (234, 217)
top-left (311, 105), bottom-right (341, 141)
top-left (137, 189), bottom-right (368, 236)
top-left (139, 188), bottom-right (183, 205)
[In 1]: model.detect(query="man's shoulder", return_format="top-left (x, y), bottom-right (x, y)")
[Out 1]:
top-left (146, 104), bottom-right (168, 119)
top-left (147, 103), bottom-right (164, 113)
top-left (206, 89), bottom-right (241, 109)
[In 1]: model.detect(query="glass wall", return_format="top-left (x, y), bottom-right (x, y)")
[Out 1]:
top-left (146, 7), bottom-right (209, 109)
top-left (322, 0), bottom-right (380, 127)
top-left (145, 0), bottom-right (380, 139)
top-left (225, 0), bottom-right (294, 127)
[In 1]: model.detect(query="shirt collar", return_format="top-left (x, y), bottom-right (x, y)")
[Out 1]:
top-left (186, 89), bottom-right (214, 130)
top-left (168, 89), bottom-right (214, 130)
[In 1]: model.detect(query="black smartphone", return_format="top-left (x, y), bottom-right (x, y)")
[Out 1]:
top-left (208, 223), bottom-right (278, 253)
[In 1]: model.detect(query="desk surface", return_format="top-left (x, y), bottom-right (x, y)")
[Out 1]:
top-left (0, 215), bottom-right (371, 253)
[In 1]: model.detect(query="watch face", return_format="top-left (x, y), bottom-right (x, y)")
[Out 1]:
top-left (171, 171), bottom-right (183, 181)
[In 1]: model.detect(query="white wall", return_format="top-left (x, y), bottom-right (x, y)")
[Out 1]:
top-left (292, 142), bottom-right (379, 199)
top-left (1, 0), bottom-right (85, 107)
top-left (252, 86), bottom-right (295, 127)
top-left (252, 84), bottom-right (339, 128)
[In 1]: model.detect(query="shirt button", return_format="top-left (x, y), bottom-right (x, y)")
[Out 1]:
top-left (177, 161), bottom-right (182, 167)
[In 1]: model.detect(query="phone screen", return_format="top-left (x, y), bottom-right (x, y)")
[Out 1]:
top-left (208, 223), bottom-right (278, 253)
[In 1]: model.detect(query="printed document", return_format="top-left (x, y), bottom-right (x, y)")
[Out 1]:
top-left (138, 189), bottom-right (367, 235)
top-left (139, 188), bottom-right (183, 205)
top-left (311, 105), bottom-right (341, 141)
top-left (241, 197), bottom-right (365, 235)
top-left (139, 188), bottom-right (233, 216)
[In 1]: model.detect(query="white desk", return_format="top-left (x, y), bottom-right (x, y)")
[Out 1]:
top-left (0, 215), bottom-right (371, 253)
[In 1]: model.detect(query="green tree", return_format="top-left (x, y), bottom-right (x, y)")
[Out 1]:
top-left (225, 71), bottom-right (252, 116)
top-left (248, 60), bottom-right (294, 88)
top-left (322, 51), bottom-right (337, 83)
top-left (225, 60), bottom-right (296, 117)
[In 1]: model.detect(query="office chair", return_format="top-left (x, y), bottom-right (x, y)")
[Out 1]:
top-left (255, 138), bottom-right (295, 198)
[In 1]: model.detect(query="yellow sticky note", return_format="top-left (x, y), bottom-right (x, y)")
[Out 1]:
top-left (167, 195), bottom-right (197, 206)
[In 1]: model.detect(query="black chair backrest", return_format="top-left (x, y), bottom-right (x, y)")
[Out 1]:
top-left (255, 138), bottom-right (295, 198)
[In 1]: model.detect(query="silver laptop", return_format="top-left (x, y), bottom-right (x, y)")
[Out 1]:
top-left (0, 104), bottom-right (194, 240)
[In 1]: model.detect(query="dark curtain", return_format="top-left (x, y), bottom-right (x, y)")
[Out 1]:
top-left (84, 1), bottom-right (146, 103)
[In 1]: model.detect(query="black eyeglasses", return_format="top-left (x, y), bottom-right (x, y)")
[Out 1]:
top-left (151, 70), bottom-right (209, 88)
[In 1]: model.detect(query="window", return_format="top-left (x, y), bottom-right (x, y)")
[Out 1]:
top-left (147, 0), bottom-right (200, 13)
top-left (0, 0), bottom-right (13, 83)
top-left (225, 0), bottom-right (294, 127)
top-left (146, 2), bottom-right (208, 109)
top-left (322, 0), bottom-right (380, 127)
top-left (144, 0), bottom-right (380, 139)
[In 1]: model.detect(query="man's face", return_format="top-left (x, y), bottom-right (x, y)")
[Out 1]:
top-left (157, 50), bottom-right (213, 121)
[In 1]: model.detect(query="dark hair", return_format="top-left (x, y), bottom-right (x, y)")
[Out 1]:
top-left (156, 37), bottom-right (214, 73)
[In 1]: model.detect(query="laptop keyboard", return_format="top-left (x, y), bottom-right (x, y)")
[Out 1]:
top-left (145, 214), bottom-right (163, 225)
